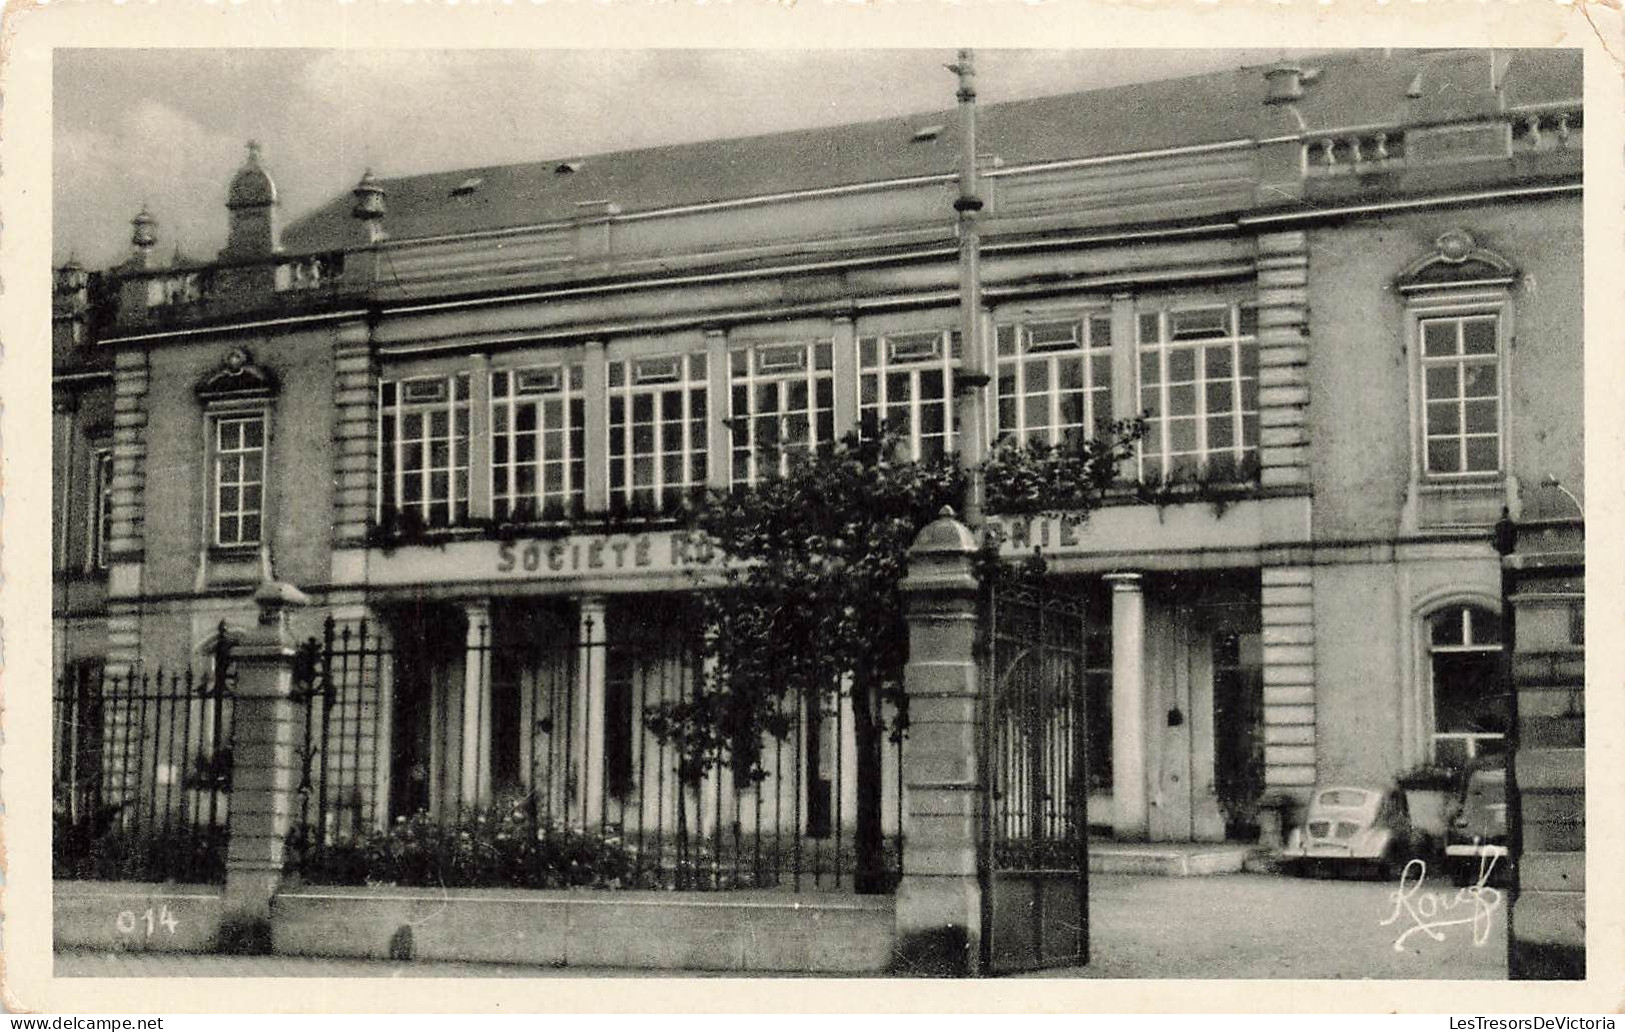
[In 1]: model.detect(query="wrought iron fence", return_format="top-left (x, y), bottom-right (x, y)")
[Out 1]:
top-left (287, 608), bottom-right (904, 893)
top-left (52, 632), bottom-right (235, 884)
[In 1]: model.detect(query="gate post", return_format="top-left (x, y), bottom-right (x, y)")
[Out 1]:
top-left (221, 580), bottom-right (310, 949)
top-left (893, 509), bottom-right (984, 976)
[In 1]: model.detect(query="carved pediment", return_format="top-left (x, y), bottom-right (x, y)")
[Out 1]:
top-left (196, 347), bottom-right (278, 400)
top-left (1397, 229), bottom-right (1518, 292)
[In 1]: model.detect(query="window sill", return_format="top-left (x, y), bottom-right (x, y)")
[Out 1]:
top-left (1409, 476), bottom-right (1509, 532)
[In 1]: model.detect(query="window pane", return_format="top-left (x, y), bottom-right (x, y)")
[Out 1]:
top-left (1167, 349), bottom-right (1196, 383)
top-left (1139, 352), bottom-right (1160, 385)
top-left (1167, 384), bottom-right (1196, 416)
top-left (1423, 321), bottom-right (1458, 357)
top-left (1425, 365), bottom-right (1460, 400)
top-left (1057, 360), bottom-right (1083, 392)
top-left (1462, 318), bottom-right (1497, 355)
top-left (1206, 382), bottom-right (1234, 415)
top-left (243, 420), bottom-right (264, 448)
top-left (1464, 399), bottom-right (1498, 434)
top-left (1024, 360), bottom-right (1049, 392)
top-left (1167, 418), bottom-right (1197, 452)
top-left (1464, 437), bottom-right (1499, 472)
top-left (1204, 346), bottom-right (1233, 379)
top-left (1427, 401), bottom-right (1460, 435)
top-left (1138, 313), bottom-right (1161, 343)
top-left (1462, 364), bottom-right (1498, 399)
top-left (1207, 417), bottom-right (1234, 449)
top-left (1427, 439), bottom-right (1460, 473)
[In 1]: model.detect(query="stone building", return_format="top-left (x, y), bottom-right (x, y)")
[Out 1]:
top-left (53, 49), bottom-right (1583, 848)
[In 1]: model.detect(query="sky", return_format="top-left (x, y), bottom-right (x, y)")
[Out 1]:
top-left (54, 48), bottom-right (1304, 270)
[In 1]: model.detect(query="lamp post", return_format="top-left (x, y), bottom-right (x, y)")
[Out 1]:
top-left (950, 49), bottom-right (989, 529)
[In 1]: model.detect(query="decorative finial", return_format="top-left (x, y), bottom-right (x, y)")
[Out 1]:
top-left (131, 204), bottom-right (157, 248)
top-left (246, 139), bottom-right (263, 164)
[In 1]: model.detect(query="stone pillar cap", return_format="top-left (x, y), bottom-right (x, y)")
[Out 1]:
top-left (910, 506), bottom-right (977, 556)
top-left (254, 579), bottom-right (312, 623)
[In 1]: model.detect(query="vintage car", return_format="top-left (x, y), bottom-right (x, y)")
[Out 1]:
top-left (1281, 785), bottom-right (1414, 879)
top-left (1444, 762), bottom-right (1511, 886)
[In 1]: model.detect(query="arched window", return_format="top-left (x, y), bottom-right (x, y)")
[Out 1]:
top-left (1428, 603), bottom-right (1506, 765)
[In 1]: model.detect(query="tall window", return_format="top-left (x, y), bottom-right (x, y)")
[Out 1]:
top-left (729, 341), bottom-right (834, 486)
top-left (996, 314), bottom-right (1113, 448)
top-left (1136, 303), bottom-right (1258, 482)
top-left (608, 353), bottom-right (708, 513)
top-left (1420, 315), bottom-right (1502, 477)
top-left (1429, 603), bottom-right (1506, 766)
top-left (212, 414), bottom-right (265, 546)
top-left (858, 330), bottom-right (958, 462)
top-left (90, 448), bottom-right (113, 569)
top-left (379, 374), bottom-right (471, 529)
top-left (491, 365), bottom-right (585, 521)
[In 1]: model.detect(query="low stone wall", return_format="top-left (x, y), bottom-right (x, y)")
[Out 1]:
top-left (55, 881), bottom-right (224, 954)
top-left (56, 881), bottom-right (897, 972)
top-left (273, 886), bottom-right (896, 974)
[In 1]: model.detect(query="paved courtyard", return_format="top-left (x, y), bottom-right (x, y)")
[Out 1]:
top-left (54, 867), bottom-right (1507, 981)
top-left (1028, 868), bottom-right (1507, 980)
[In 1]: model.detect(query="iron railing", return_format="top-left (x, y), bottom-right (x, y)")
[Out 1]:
top-left (52, 631), bottom-right (235, 884)
top-left (287, 611), bottom-right (904, 893)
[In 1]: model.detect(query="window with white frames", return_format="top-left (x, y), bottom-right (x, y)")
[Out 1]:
top-left (729, 341), bottom-right (834, 486)
top-left (609, 353), bottom-right (708, 513)
top-left (858, 330), bottom-right (958, 462)
top-left (1428, 603), bottom-right (1506, 766)
top-left (212, 414), bottom-right (265, 546)
top-left (996, 315), bottom-right (1114, 448)
top-left (1420, 314), bottom-right (1502, 477)
top-left (1136, 303), bottom-right (1259, 482)
top-left (91, 448), bottom-right (113, 569)
top-left (379, 374), bottom-right (471, 529)
top-left (491, 365), bottom-right (585, 521)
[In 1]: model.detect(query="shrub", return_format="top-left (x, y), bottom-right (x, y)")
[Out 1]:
top-left (53, 809), bottom-right (228, 884)
top-left (286, 807), bottom-right (643, 890)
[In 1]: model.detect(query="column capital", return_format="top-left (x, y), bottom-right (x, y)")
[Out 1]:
top-left (584, 337), bottom-right (608, 351)
top-left (576, 593), bottom-right (608, 615)
top-left (831, 312), bottom-right (854, 326)
top-left (702, 326), bottom-right (728, 340)
top-left (1104, 570), bottom-right (1144, 591)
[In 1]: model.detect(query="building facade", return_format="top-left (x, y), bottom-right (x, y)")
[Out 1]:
top-left (52, 49), bottom-right (1584, 845)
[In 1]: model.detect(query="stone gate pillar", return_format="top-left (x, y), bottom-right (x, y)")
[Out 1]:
top-left (221, 580), bottom-right (309, 947)
top-left (893, 510), bottom-right (984, 976)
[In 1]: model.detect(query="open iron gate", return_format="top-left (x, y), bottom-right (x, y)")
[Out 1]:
top-left (980, 580), bottom-right (1090, 974)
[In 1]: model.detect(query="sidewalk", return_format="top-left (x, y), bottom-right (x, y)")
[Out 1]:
top-left (53, 949), bottom-right (748, 979)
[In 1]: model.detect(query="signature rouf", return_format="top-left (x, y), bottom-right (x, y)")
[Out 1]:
top-left (1379, 856), bottom-right (1502, 951)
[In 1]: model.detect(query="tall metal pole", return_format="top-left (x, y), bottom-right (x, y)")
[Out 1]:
top-left (951, 49), bottom-right (989, 529)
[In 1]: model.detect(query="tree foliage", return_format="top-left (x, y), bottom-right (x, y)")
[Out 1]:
top-left (645, 420), bottom-right (1141, 891)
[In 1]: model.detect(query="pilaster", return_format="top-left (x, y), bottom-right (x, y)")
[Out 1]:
top-left (331, 320), bottom-right (376, 550)
top-left (1254, 231), bottom-right (1311, 491)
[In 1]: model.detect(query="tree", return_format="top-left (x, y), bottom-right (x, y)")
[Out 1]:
top-left (648, 421), bottom-right (1140, 893)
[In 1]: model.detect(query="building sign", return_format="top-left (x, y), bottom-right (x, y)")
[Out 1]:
top-left (350, 530), bottom-right (720, 589)
top-left (493, 531), bottom-right (717, 576)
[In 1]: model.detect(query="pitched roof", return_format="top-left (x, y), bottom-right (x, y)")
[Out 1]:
top-left (281, 48), bottom-right (1581, 253)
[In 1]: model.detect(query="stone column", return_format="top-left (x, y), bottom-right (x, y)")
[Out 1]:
top-left (222, 580), bottom-right (310, 946)
top-left (1106, 571), bottom-right (1148, 840)
top-left (704, 328), bottom-right (731, 491)
top-left (459, 600), bottom-right (492, 808)
top-left (582, 339), bottom-right (609, 514)
top-left (830, 314), bottom-right (858, 438)
top-left (894, 510), bottom-right (983, 976)
top-left (576, 595), bottom-right (608, 827)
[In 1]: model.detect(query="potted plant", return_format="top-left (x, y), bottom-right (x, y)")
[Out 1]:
top-left (1396, 760), bottom-right (1459, 852)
